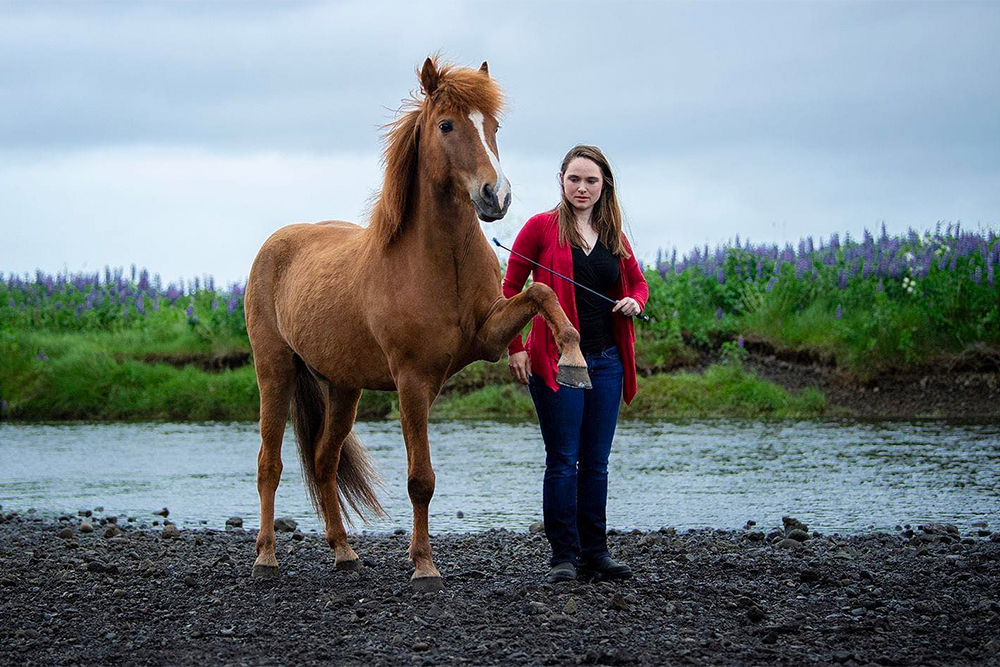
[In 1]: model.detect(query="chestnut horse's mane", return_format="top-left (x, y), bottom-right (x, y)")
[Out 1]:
top-left (368, 58), bottom-right (505, 248)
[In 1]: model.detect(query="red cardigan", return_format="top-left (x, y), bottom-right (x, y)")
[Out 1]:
top-left (503, 210), bottom-right (649, 404)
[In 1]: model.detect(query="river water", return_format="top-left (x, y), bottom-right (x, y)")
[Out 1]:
top-left (1, 419), bottom-right (998, 534)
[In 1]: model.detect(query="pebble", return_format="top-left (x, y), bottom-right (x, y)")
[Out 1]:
top-left (162, 524), bottom-right (181, 539)
top-left (225, 516), bottom-right (243, 528)
top-left (274, 517), bottom-right (297, 533)
top-left (776, 538), bottom-right (801, 549)
top-left (563, 598), bottom-right (579, 614)
top-left (292, 531), bottom-right (305, 541)
top-left (456, 511), bottom-right (464, 518)
top-left (609, 593), bottom-right (630, 612)
top-left (79, 522), bottom-right (94, 534)
top-left (523, 601), bottom-right (548, 615)
top-left (787, 529), bottom-right (810, 542)
top-left (58, 527), bottom-right (74, 539)
top-left (411, 641), bottom-right (430, 652)
top-left (103, 526), bottom-right (121, 539)
top-left (153, 508), bottom-right (169, 517)
top-left (528, 521), bottom-right (545, 534)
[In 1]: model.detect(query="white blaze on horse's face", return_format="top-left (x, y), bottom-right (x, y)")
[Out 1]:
top-left (467, 110), bottom-right (511, 222)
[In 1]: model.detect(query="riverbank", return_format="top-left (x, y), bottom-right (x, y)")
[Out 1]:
top-left (1, 510), bottom-right (998, 666)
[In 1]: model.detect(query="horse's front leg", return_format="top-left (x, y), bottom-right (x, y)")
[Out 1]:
top-left (477, 284), bottom-right (591, 388)
top-left (396, 374), bottom-right (444, 592)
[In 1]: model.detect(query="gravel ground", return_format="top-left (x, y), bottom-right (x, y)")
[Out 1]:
top-left (2, 510), bottom-right (999, 666)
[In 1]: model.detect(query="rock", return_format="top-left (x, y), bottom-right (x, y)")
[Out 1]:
top-left (523, 601), bottom-right (548, 615)
top-left (78, 509), bottom-right (92, 517)
top-left (411, 641), bottom-right (430, 652)
top-left (972, 520), bottom-right (988, 528)
top-left (94, 506), bottom-right (104, 513)
top-left (58, 527), bottom-right (74, 539)
top-left (609, 593), bottom-right (630, 612)
top-left (782, 516), bottom-right (808, 534)
top-left (563, 598), bottom-right (579, 615)
top-left (225, 516), bottom-right (243, 528)
top-left (528, 521), bottom-right (545, 534)
top-left (393, 528), bottom-right (406, 535)
top-left (79, 522), bottom-right (94, 534)
top-left (153, 507), bottom-right (169, 517)
top-left (639, 534), bottom-right (661, 547)
top-left (86, 561), bottom-right (118, 574)
top-left (746, 606), bottom-right (766, 622)
top-left (103, 526), bottom-right (121, 539)
top-left (274, 517), bottom-right (297, 533)
top-left (292, 531), bottom-right (305, 541)
top-left (776, 538), bottom-right (801, 549)
top-left (162, 524), bottom-right (181, 539)
top-left (787, 529), bottom-right (809, 542)
top-left (766, 530), bottom-right (783, 542)
top-left (746, 531), bottom-right (765, 542)
top-left (744, 520), bottom-right (757, 529)
top-left (183, 574), bottom-right (197, 588)
top-left (456, 510), bottom-right (464, 518)
top-left (799, 568), bottom-right (820, 583)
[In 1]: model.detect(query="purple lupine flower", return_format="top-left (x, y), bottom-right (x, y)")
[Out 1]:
top-left (135, 294), bottom-right (145, 315)
top-left (876, 280), bottom-right (884, 293)
top-left (37, 349), bottom-right (48, 362)
top-left (210, 298), bottom-right (219, 311)
top-left (153, 294), bottom-right (160, 311)
top-left (716, 268), bottom-right (726, 285)
top-left (765, 277), bottom-right (777, 292)
top-left (737, 335), bottom-right (744, 348)
top-left (715, 307), bottom-right (723, 321)
top-left (7, 299), bottom-right (14, 309)
top-left (185, 304), bottom-right (194, 318)
top-left (838, 270), bottom-right (848, 289)
top-left (672, 310), bottom-right (679, 318)
top-left (835, 304), bottom-right (842, 320)
top-left (227, 294), bottom-right (239, 315)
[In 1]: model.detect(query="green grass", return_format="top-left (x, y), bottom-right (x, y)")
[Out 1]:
top-left (624, 364), bottom-right (826, 419)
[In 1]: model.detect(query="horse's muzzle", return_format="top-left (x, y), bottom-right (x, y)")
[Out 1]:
top-left (474, 182), bottom-right (511, 222)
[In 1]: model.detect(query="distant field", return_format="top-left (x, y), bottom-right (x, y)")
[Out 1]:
top-left (1, 223), bottom-right (996, 421)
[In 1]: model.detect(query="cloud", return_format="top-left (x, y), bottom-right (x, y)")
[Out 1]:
top-left (1, 1), bottom-right (998, 280)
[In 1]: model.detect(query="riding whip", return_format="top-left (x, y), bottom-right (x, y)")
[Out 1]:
top-left (492, 238), bottom-right (650, 322)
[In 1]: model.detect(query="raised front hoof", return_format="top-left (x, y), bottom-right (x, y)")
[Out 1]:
top-left (410, 575), bottom-right (445, 593)
top-left (556, 365), bottom-right (592, 390)
top-left (336, 558), bottom-right (362, 572)
top-left (251, 564), bottom-right (280, 581)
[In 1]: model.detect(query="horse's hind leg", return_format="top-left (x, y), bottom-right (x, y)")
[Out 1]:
top-left (314, 385), bottom-right (363, 570)
top-left (252, 346), bottom-right (295, 579)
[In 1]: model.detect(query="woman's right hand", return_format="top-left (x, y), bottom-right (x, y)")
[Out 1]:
top-left (508, 351), bottom-right (531, 385)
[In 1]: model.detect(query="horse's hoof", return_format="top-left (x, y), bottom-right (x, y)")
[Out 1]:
top-left (556, 365), bottom-right (592, 389)
top-left (251, 564), bottom-right (280, 581)
top-left (410, 576), bottom-right (445, 593)
top-left (336, 558), bottom-right (362, 572)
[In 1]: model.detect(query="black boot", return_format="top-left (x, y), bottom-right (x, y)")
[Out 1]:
top-left (546, 561), bottom-right (577, 583)
top-left (579, 556), bottom-right (632, 582)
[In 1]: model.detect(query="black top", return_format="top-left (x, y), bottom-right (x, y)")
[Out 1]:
top-left (571, 238), bottom-right (620, 355)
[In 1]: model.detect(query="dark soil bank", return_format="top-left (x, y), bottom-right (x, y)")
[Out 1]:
top-left (2, 512), bottom-right (999, 667)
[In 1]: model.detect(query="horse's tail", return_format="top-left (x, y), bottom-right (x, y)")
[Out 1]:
top-left (290, 356), bottom-right (386, 525)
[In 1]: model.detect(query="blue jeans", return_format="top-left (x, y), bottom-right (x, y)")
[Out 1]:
top-left (529, 345), bottom-right (624, 566)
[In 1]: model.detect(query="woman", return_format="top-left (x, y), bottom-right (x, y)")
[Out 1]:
top-left (503, 145), bottom-right (648, 583)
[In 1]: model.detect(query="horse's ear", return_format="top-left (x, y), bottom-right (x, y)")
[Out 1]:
top-left (420, 57), bottom-right (440, 95)
top-left (479, 61), bottom-right (490, 77)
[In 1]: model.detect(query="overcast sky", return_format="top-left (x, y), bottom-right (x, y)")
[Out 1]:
top-left (2, 0), bottom-right (998, 284)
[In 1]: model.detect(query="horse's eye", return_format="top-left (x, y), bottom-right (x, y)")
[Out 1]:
top-left (439, 120), bottom-right (453, 133)
top-left (495, 124), bottom-right (500, 132)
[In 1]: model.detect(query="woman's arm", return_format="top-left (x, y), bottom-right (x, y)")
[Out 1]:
top-left (621, 235), bottom-right (649, 310)
top-left (501, 217), bottom-right (542, 355)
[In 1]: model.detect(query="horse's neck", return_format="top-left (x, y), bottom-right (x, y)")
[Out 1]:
top-left (406, 180), bottom-right (482, 274)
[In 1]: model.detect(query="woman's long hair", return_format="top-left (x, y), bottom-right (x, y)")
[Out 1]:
top-left (556, 144), bottom-right (629, 258)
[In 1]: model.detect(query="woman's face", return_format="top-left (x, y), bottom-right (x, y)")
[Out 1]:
top-left (560, 157), bottom-right (603, 214)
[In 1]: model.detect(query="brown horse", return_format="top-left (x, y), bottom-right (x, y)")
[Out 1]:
top-left (244, 57), bottom-right (590, 591)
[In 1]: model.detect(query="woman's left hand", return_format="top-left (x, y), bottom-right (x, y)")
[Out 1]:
top-left (612, 297), bottom-right (641, 317)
